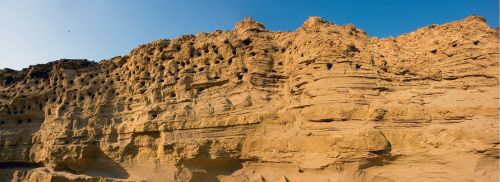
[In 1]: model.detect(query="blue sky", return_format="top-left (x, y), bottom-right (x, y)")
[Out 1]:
top-left (1, 0), bottom-right (498, 70)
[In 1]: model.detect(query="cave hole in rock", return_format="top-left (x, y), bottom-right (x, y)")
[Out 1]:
top-left (250, 52), bottom-right (256, 56)
top-left (281, 48), bottom-right (286, 53)
top-left (213, 75), bottom-right (220, 80)
top-left (214, 60), bottom-right (220, 64)
top-left (278, 61), bottom-right (283, 66)
top-left (452, 43), bottom-right (458, 47)
top-left (199, 68), bottom-right (205, 72)
top-left (243, 68), bottom-right (248, 73)
top-left (27, 118), bottom-right (32, 123)
top-left (326, 63), bottom-right (333, 70)
top-left (242, 38), bottom-right (252, 46)
top-left (232, 49), bottom-right (237, 55)
top-left (0, 121), bottom-right (4, 125)
top-left (473, 40), bottom-right (479, 45)
top-left (237, 75), bottom-right (243, 80)
top-left (431, 49), bottom-right (437, 54)
top-left (193, 65), bottom-right (198, 68)
top-left (348, 44), bottom-right (360, 53)
top-left (175, 77), bottom-right (180, 81)
top-left (228, 58), bottom-right (233, 65)
top-left (181, 62), bottom-right (186, 67)
top-left (170, 92), bottom-right (176, 98)
top-left (17, 120), bottom-right (22, 125)
top-left (214, 49), bottom-right (219, 54)
top-left (355, 64), bottom-right (362, 69)
top-left (264, 49), bottom-right (269, 54)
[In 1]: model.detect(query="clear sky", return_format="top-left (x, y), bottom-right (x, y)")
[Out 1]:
top-left (1, 0), bottom-right (498, 70)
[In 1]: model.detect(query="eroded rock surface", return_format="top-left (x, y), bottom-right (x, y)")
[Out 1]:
top-left (0, 16), bottom-right (498, 182)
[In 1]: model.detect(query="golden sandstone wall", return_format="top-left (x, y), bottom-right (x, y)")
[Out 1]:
top-left (0, 16), bottom-right (498, 181)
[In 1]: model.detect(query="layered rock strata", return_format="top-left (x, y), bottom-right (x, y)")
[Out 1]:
top-left (0, 16), bottom-right (498, 181)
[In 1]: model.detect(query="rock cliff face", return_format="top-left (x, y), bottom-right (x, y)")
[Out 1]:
top-left (0, 16), bottom-right (498, 182)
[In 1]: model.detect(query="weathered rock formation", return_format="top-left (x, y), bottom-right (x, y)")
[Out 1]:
top-left (0, 16), bottom-right (498, 182)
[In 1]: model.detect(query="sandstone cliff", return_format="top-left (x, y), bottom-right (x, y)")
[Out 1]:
top-left (0, 16), bottom-right (498, 182)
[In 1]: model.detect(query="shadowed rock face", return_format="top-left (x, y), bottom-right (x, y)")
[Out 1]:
top-left (0, 16), bottom-right (498, 182)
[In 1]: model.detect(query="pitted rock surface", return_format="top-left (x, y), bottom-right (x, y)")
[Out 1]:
top-left (0, 16), bottom-right (498, 182)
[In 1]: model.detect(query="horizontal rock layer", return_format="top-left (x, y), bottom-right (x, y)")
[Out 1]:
top-left (0, 16), bottom-right (498, 181)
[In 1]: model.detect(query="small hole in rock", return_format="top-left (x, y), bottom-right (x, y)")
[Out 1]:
top-left (243, 68), bottom-right (248, 73)
top-left (326, 63), bottom-right (333, 70)
top-left (355, 64), bottom-right (362, 69)
top-left (242, 38), bottom-right (252, 46)
top-left (430, 49), bottom-right (437, 54)
top-left (473, 40), bottom-right (479, 45)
